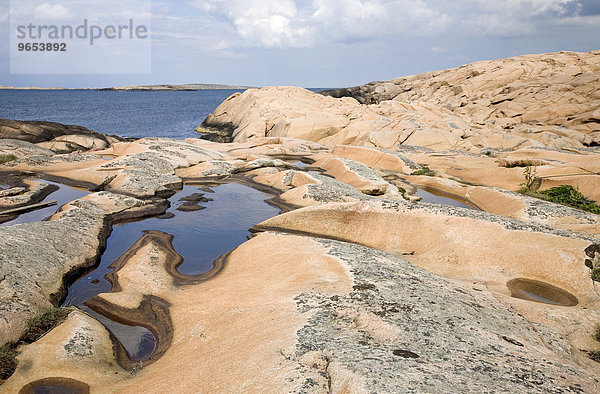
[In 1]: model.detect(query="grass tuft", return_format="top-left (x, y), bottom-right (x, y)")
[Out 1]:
top-left (0, 307), bottom-right (70, 383)
top-left (21, 307), bottom-right (70, 343)
top-left (0, 345), bottom-right (18, 381)
top-left (0, 155), bottom-right (17, 165)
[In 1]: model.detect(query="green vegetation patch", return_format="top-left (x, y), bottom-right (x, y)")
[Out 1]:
top-left (0, 345), bottom-right (18, 382)
top-left (517, 164), bottom-right (600, 214)
top-left (411, 165), bottom-right (435, 177)
top-left (449, 177), bottom-right (484, 187)
top-left (22, 307), bottom-right (70, 343)
top-left (0, 307), bottom-right (70, 383)
top-left (521, 185), bottom-right (600, 215)
top-left (0, 155), bottom-right (17, 165)
top-left (592, 268), bottom-right (600, 283)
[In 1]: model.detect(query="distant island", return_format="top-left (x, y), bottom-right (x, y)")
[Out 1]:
top-left (0, 86), bottom-right (75, 90)
top-left (97, 83), bottom-right (254, 91)
top-left (0, 83), bottom-right (254, 91)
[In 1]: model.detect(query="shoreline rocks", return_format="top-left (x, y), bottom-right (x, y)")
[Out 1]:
top-left (0, 118), bottom-right (130, 154)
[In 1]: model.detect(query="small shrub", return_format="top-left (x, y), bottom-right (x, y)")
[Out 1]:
top-left (539, 185), bottom-right (600, 215)
top-left (411, 165), bottom-right (435, 177)
top-left (590, 350), bottom-right (600, 363)
top-left (595, 325), bottom-right (600, 342)
top-left (519, 164), bottom-right (537, 190)
top-left (519, 183), bottom-right (600, 215)
top-left (0, 155), bottom-right (17, 165)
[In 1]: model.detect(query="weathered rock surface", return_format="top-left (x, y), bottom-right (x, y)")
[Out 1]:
top-left (316, 156), bottom-right (391, 195)
top-left (4, 232), bottom-right (600, 392)
top-left (201, 86), bottom-right (475, 151)
top-left (0, 139), bottom-right (54, 160)
top-left (0, 180), bottom-right (56, 209)
top-left (7, 138), bottom-right (232, 198)
top-left (202, 51), bottom-right (600, 153)
top-left (0, 118), bottom-right (127, 154)
top-left (403, 175), bottom-right (600, 235)
top-left (322, 50), bottom-right (600, 141)
top-left (254, 200), bottom-right (599, 299)
top-left (0, 192), bottom-right (166, 344)
top-left (396, 146), bottom-right (600, 206)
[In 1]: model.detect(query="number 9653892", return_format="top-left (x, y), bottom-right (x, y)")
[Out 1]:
top-left (17, 43), bottom-right (67, 52)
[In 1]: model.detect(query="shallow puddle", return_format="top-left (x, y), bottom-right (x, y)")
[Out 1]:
top-left (289, 160), bottom-right (312, 169)
top-left (414, 188), bottom-right (477, 210)
top-left (18, 377), bottom-right (89, 394)
top-left (62, 182), bottom-right (280, 361)
top-left (85, 308), bottom-right (157, 361)
top-left (507, 278), bottom-right (578, 306)
top-left (0, 180), bottom-right (89, 226)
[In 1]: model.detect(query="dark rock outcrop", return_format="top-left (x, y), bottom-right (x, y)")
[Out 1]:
top-left (0, 119), bottom-right (129, 153)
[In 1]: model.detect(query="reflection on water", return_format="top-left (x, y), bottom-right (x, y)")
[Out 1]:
top-left (414, 188), bottom-right (477, 210)
top-left (290, 160), bottom-right (312, 169)
top-left (0, 180), bottom-right (89, 227)
top-left (19, 377), bottom-right (90, 394)
top-left (507, 278), bottom-right (578, 306)
top-left (62, 182), bottom-right (281, 360)
top-left (86, 307), bottom-right (156, 362)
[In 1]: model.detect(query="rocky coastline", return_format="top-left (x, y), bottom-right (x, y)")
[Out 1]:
top-left (0, 50), bottom-right (599, 392)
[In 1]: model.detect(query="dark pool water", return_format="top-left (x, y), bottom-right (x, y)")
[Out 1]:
top-left (414, 188), bottom-right (477, 210)
top-left (18, 377), bottom-right (89, 394)
top-left (85, 308), bottom-right (157, 362)
top-left (507, 278), bottom-right (578, 306)
top-left (62, 182), bottom-right (280, 360)
top-left (0, 180), bottom-right (89, 227)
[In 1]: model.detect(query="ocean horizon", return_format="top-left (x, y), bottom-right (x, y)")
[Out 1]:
top-left (0, 89), bottom-right (246, 140)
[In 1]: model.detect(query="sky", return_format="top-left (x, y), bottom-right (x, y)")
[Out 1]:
top-left (0, 0), bottom-right (599, 88)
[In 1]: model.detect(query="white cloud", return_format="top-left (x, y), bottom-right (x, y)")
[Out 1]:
top-left (424, 0), bottom-right (584, 37)
top-left (190, 0), bottom-right (311, 47)
top-left (181, 0), bottom-right (597, 48)
top-left (188, 0), bottom-right (449, 48)
top-left (312, 0), bottom-right (450, 41)
top-left (33, 2), bottom-right (74, 21)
